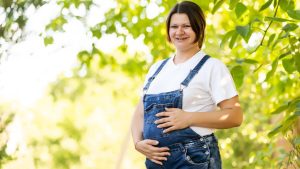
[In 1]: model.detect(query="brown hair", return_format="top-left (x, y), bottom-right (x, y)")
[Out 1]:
top-left (166, 1), bottom-right (206, 49)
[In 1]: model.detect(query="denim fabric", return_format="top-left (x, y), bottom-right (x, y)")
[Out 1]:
top-left (145, 134), bottom-right (222, 169)
top-left (142, 55), bottom-right (222, 168)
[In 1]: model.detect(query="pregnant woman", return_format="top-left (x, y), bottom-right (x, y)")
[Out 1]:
top-left (131, 1), bottom-right (243, 169)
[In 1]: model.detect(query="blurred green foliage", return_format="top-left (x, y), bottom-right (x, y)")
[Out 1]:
top-left (0, 0), bottom-right (299, 168)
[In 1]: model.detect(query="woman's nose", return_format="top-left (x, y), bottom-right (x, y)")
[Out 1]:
top-left (176, 27), bottom-right (184, 35)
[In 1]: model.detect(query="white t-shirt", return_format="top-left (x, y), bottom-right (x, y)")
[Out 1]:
top-left (143, 51), bottom-right (238, 136)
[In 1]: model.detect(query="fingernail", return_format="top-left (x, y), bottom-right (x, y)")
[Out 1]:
top-left (155, 141), bottom-right (159, 144)
top-left (154, 121), bottom-right (157, 124)
top-left (157, 125), bottom-right (161, 128)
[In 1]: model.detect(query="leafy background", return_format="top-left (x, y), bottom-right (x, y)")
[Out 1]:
top-left (0, 0), bottom-right (299, 168)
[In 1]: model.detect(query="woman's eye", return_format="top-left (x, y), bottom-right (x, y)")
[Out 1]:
top-left (184, 25), bottom-right (191, 28)
top-left (170, 25), bottom-right (178, 28)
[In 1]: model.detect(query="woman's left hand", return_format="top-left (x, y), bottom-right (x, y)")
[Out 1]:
top-left (154, 108), bottom-right (192, 133)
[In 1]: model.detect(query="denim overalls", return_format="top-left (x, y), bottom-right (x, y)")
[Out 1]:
top-left (143, 55), bottom-right (222, 169)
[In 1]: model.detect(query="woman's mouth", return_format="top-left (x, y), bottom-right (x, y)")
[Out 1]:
top-left (175, 37), bottom-right (188, 41)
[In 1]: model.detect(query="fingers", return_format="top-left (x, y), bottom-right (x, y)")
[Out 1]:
top-left (154, 117), bottom-right (170, 125)
top-left (154, 151), bottom-right (171, 157)
top-left (157, 122), bottom-right (173, 128)
top-left (150, 151), bottom-right (170, 165)
top-left (151, 159), bottom-right (163, 165)
top-left (156, 111), bottom-right (168, 117)
top-left (145, 139), bottom-right (159, 146)
top-left (163, 126), bottom-right (176, 133)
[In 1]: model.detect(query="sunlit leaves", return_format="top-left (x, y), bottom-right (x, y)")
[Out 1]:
top-left (243, 59), bottom-right (259, 64)
top-left (282, 23), bottom-right (298, 32)
top-left (44, 36), bottom-right (53, 46)
top-left (265, 16), bottom-right (294, 22)
top-left (259, 0), bottom-right (273, 12)
top-left (229, 0), bottom-right (239, 10)
top-left (235, 2), bottom-right (247, 19)
top-left (229, 31), bottom-right (239, 49)
top-left (57, 0), bottom-right (93, 9)
top-left (220, 30), bottom-right (234, 48)
top-left (236, 25), bottom-right (251, 42)
top-left (265, 57), bottom-right (278, 81)
top-left (282, 56), bottom-right (296, 74)
top-left (46, 16), bottom-right (67, 31)
top-left (289, 36), bottom-right (300, 73)
top-left (269, 98), bottom-right (300, 137)
top-left (267, 34), bottom-right (276, 46)
top-left (212, 0), bottom-right (225, 14)
top-left (287, 10), bottom-right (300, 20)
top-left (279, 0), bottom-right (295, 12)
top-left (230, 65), bottom-right (244, 88)
top-left (0, 0), bottom-right (13, 9)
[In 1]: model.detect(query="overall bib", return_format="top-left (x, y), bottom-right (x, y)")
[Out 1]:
top-left (143, 55), bottom-right (222, 169)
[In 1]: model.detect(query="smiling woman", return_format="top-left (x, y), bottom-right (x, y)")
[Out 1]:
top-left (131, 1), bottom-right (243, 169)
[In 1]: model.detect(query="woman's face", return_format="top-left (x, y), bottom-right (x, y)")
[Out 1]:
top-left (169, 13), bottom-right (198, 51)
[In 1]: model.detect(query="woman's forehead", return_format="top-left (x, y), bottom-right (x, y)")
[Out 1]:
top-left (170, 13), bottom-right (190, 24)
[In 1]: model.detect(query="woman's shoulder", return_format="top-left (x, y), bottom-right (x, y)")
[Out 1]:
top-left (204, 55), bottom-right (227, 68)
top-left (149, 58), bottom-right (170, 70)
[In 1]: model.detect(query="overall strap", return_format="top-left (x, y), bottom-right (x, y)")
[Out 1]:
top-left (143, 58), bottom-right (170, 92)
top-left (180, 55), bottom-right (210, 89)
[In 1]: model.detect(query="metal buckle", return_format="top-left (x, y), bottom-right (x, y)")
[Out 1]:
top-left (180, 84), bottom-right (186, 91)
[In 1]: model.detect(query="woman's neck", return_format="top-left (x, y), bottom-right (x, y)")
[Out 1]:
top-left (174, 46), bottom-right (200, 64)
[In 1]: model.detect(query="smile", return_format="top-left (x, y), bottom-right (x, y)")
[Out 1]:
top-left (175, 37), bottom-right (188, 40)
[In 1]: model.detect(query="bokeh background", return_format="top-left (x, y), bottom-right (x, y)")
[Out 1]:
top-left (0, 0), bottom-right (299, 168)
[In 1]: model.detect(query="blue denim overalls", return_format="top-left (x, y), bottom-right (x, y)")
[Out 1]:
top-left (143, 55), bottom-right (222, 169)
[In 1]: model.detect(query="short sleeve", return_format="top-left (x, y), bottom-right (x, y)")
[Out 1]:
top-left (209, 59), bottom-right (238, 105)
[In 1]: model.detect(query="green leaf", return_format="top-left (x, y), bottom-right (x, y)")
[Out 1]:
top-left (220, 30), bottom-right (235, 48)
top-left (294, 54), bottom-right (300, 73)
top-left (289, 37), bottom-right (300, 73)
top-left (46, 16), bottom-right (67, 31)
top-left (282, 57), bottom-right (296, 74)
top-left (229, 0), bottom-right (239, 10)
top-left (282, 23), bottom-right (298, 32)
top-left (0, 0), bottom-right (13, 9)
top-left (212, 0), bottom-right (225, 14)
top-left (294, 137), bottom-right (300, 145)
top-left (230, 65), bottom-right (244, 88)
top-left (265, 58), bottom-right (278, 81)
top-left (287, 10), bottom-right (300, 20)
top-left (273, 0), bottom-right (277, 8)
top-left (91, 28), bottom-right (102, 39)
top-left (278, 51), bottom-right (291, 59)
top-left (244, 59), bottom-right (259, 64)
top-left (259, 0), bottom-right (273, 12)
top-left (236, 25), bottom-right (251, 42)
top-left (295, 103), bottom-right (300, 116)
top-left (235, 2), bottom-right (247, 18)
top-left (229, 31), bottom-right (239, 49)
top-left (271, 104), bottom-right (289, 114)
top-left (279, 0), bottom-right (295, 11)
top-left (268, 124), bottom-right (283, 137)
top-left (268, 34), bottom-right (276, 46)
top-left (265, 16), bottom-right (295, 22)
top-left (44, 36), bottom-right (54, 46)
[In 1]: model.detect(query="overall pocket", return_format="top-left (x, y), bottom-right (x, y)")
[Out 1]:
top-left (184, 140), bottom-right (210, 166)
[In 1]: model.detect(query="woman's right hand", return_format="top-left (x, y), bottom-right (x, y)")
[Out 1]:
top-left (135, 139), bottom-right (171, 165)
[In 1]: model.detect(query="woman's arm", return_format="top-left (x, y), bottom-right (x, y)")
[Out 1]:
top-left (131, 98), bottom-right (144, 145)
top-left (155, 95), bottom-right (243, 133)
top-left (131, 98), bottom-right (171, 165)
